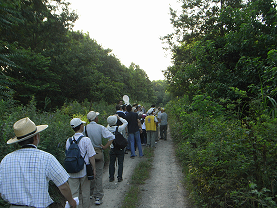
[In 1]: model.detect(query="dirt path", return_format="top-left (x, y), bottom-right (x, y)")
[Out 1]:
top-left (89, 127), bottom-right (194, 207)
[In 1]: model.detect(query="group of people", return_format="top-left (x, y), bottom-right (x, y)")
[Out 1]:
top-left (0, 102), bottom-right (168, 208)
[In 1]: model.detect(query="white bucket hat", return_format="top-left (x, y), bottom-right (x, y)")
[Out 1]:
top-left (87, 111), bottom-right (99, 121)
top-left (7, 117), bottom-right (48, 145)
top-left (107, 115), bottom-right (117, 126)
top-left (70, 118), bottom-right (86, 128)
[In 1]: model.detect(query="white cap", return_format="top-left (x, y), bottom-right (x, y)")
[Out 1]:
top-left (70, 118), bottom-right (86, 128)
top-left (107, 115), bottom-right (117, 126)
top-left (87, 111), bottom-right (99, 121)
top-left (147, 108), bottom-right (154, 115)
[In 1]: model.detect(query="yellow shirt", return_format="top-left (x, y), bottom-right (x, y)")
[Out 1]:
top-left (145, 115), bottom-right (156, 131)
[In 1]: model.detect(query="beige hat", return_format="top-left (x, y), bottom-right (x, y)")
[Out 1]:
top-left (87, 111), bottom-right (99, 121)
top-left (107, 115), bottom-right (117, 126)
top-left (7, 117), bottom-right (48, 145)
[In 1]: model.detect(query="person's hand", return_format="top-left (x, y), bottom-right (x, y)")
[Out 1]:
top-left (69, 198), bottom-right (77, 208)
top-left (100, 144), bottom-right (105, 150)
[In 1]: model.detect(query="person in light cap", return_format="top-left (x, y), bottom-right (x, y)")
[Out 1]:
top-left (0, 117), bottom-right (77, 208)
top-left (107, 114), bottom-right (128, 182)
top-left (66, 118), bottom-right (96, 208)
top-left (83, 111), bottom-right (115, 205)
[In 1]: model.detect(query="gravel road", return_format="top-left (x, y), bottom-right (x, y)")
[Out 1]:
top-left (89, 127), bottom-right (194, 208)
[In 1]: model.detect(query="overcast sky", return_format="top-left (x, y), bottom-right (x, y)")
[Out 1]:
top-left (67, 0), bottom-right (181, 81)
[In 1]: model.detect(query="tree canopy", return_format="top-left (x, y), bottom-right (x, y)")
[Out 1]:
top-left (0, 0), bottom-right (156, 109)
top-left (163, 0), bottom-right (277, 116)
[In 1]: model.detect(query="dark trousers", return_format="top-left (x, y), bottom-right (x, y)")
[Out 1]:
top-left (109, 148), bottom-right (124, 179)
top-left (160, 124), bottom-right (168, 140)
top-left (140, 129), bottom-right (147, 144)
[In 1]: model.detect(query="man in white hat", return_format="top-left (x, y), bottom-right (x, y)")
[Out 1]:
top-left (83, 111), bottom-right (115, 205)
top-left (106, 114), bottom-right (128, 182)
top-left (0, 117), bottom-right (77, 208)
top-left (65, 118), bottom-right (96, 208)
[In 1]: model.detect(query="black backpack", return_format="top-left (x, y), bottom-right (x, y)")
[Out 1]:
top-left (113, 127), bottom-right (128, 150)
top-left (64, 135), bottom-right (86, 173)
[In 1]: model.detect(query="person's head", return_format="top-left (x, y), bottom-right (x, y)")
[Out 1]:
top-left (147, 108), bottom-right (154, 115)
top-left (7, 117), bottom-right (48, 146)
top-left (151, 104), bottom-right (155, 108)
top-left (126, 105), bottom-right (132, 112)
top-left (107, 115), bottom-right (117, 126)
top-left (87, 111), bottom-right (99, 122)
top-left (116, 104), bottom-right (122, 111)
top-left (70, 118), bottom-right (86, 132)
top-left (118, 100), bottom-right (123, 105)
top-left (122, 104), bottom-right (126, 111)
top-left (161, 108), bottom-right (165, 112)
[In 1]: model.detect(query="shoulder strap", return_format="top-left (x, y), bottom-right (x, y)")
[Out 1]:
top-left (76, 135), bottom-right (84, 144)
top-left (69, 137), bottom-right (74, 144)
top-left (84, 126), bottom-right (88, 137)
top-left (116, 126), bottom-right (119, 133)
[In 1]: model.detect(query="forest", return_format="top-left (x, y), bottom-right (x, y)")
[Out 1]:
top-left (1, 0), bottom-right (277, 207)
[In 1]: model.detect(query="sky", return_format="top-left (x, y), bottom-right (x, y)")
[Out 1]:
top-left (67, 0), bottom-right (181, 81)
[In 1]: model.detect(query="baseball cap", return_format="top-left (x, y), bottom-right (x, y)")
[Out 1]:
top-left (107, 115), bottom-right (117, 126)
top-left (87, 111), bottom-right (99, 121)
top-left (70, 118), bottom-right (86, 128)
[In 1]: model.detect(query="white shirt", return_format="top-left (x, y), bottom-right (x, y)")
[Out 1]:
top-left (0, 147), bottom-right (69, 207)
top-left (65, 133), bottom-right (96, 178)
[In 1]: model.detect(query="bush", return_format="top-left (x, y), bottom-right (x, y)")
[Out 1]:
top-left (0, 99), bottom-right (117, 206)
top-left (167, 95), bottom-right (277, 207)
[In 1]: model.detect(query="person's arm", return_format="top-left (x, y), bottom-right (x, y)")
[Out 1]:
top-left (100, 126), bottom-right (115, 150)
top-left (118, 117), bottom-right (128, 132)
top-left (58, 182), bottom-right (77, 208)
top-left (101, 140), bottom-right (113, 150)
top-left (89, 156), bottom-right (96, 177)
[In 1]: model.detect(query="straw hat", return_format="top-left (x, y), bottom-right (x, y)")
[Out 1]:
top-left (7, 117), bottom-right (48, 145)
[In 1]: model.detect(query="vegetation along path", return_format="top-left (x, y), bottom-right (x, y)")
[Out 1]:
top-left (89, 127), bottom-right (194, 207)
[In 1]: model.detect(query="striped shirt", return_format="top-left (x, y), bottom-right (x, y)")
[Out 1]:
top-left (0, 147), bottom-right (69, 208)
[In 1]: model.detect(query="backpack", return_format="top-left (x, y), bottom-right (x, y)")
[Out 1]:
top-left (113, 127), bottom-right (128, 150)
top-left (64, 135), bottom-right (86, 173)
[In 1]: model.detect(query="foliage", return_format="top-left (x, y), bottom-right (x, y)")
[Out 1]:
top-left (0, 0), bottom-right (156, 110)
top-left (152, 80), bottom-right (171, 106)
top-left (167, 95), bottom-right (277, 207)
top-left (0, 98), bottom-right (117, 206)
top-left (163, 0), bottom-right (277, 119)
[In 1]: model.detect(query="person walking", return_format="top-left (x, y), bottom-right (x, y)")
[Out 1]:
top-left (0, 117), bottom-right (77, 208)
top-left (145, 108), bottom-right (159, 148)
top-left (159, 108), bottom-right (168, 140)
top-left (107, 115), bottom-right (128, 182)
top-left (66, 118), bottom-right (96, 208)
top-left (84, 111), bottom-right (115, 205)
top-left (125, 105), bottom-right (144, 158)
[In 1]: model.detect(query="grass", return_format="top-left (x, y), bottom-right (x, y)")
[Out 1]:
top-left (120, 147), bottom-right (154, 208)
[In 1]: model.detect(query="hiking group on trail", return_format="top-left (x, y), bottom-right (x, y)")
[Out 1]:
top-left (0, 100), bottom-right (168, 208)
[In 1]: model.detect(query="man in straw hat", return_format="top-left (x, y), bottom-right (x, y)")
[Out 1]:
top-left (0, 117), bottom-right (76, 208)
